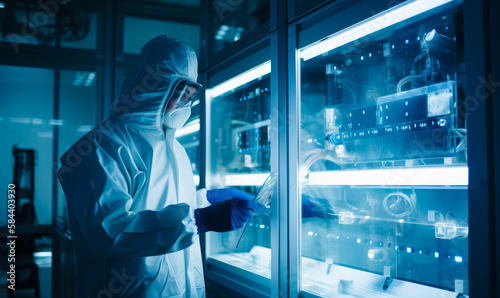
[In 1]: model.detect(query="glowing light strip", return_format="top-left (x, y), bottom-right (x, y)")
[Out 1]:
top-left (225, 173), bottom-right (270, 186)
top-left (175, 122), bottom-right (200, 138)
top-left (208, 62), bottom-right (271, 98)
top-left (299, 0), bottom-right (454, 61)
top-left (308, 167), bottom-right (468, 186)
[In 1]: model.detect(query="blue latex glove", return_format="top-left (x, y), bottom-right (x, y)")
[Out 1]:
top-left (194, 199), bottom-right (265, 233)
top-left (302, 194), bottom-right (334, 219)
top-left (206, 188), bottom-right (254, 205)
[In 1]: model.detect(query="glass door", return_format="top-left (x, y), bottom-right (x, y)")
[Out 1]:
top-left (297, 0), bottom-right (468, 297)
top-left (205, 52), bottom-right (273, 294)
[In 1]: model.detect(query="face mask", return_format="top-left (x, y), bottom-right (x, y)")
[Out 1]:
top-left (162, 106), bottom-right (191, 129)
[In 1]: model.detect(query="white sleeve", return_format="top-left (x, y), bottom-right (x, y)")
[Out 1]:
top-left (59, 141), bottom-right (197, 258)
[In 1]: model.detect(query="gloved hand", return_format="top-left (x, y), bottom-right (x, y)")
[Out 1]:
top-left (194, 199), bottom-right (264, 233)
top-left (206, 188), bottom-right (254, 205)
top-left (302, 194), bottom-right (335, 219)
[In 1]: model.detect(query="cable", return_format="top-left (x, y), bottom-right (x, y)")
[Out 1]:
top-left (382, 190), bottom-right (416, 218)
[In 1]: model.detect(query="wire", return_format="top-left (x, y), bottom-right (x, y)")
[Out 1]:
top-left (382, 190), bottom-right (416, 218)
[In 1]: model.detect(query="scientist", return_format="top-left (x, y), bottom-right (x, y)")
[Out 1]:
top-left (58, 35), bottom-right (263, 298)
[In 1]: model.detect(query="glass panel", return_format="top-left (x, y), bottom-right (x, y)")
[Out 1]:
top-left (0, 1), bottom-right (56, 48)
top-left (123, 16), bottom-right (200, 57)
top-left (295, 0), bottom-right (333, 19)
top-left (57, 70), bottom-right (97, 230)
top-left (207, 62), bottom-right (272, 286)
top-left (211, 0), bottom-right (270, 53)
top-left (0, 1), bottom-right (97, 50)
top-left (0, 65), bottom-right (54, 225)
top-left (60, 10), bottom-right (98, 50)
top-left (298, 1), bottom-right (467, 297)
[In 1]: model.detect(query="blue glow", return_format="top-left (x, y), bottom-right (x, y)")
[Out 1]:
top-left (434, 252), bottom-right (439, 258)
top-left (455, 256), bottom-right (463, 263)
top-left (395, 246), bottom-right (399, 250)
top-left (419, 250), bottom-right (423, 254)
top-left (405, 39), bottom-right (409, 44)
top-left (392, 45), bottom-right (395, 49)
top-left (417, 36), bottom-right (421, 40)
top-left (406, 247), bottom-right (412, 253)
top-left (0, 3), bottom-right (4, 9)
top-left (445, 26), bottom-right (449, 30)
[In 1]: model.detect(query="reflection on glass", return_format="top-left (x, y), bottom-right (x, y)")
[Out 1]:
top-left (0, 66), bottom-right (54, 225)
top-left (0, 2), bottom-right (56, 47)
top-left (124, 16), bottom-right (200, 56)
top-left (57, 70), bottom-right (97, 229)
top-left (211, 0), bottom-right (269, 52)
top-left (299, 1), bottom-right (467, 297)
top-left (0, 1), bottom-right (96, 49)
top-left (207, 63), bottom-right (272, 284)
top-left (60, 11), bottom-right (97, 50)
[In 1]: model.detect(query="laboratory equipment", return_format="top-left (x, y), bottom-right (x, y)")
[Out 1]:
top-left (298, 0), bottom-right (468, 297)
top-left (206, 55), bottom-right (273, 293)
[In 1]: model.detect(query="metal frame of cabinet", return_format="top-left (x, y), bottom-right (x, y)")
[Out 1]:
top-left (201, 0), bottom-right (499, 297)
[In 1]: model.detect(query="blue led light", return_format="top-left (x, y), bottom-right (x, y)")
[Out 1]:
top-left (406, 247), bottom-right (412, 253)
top-left (405, 39), bottom-right (409, 44)
top-left (434, 252), bottom-right (439, 258)
top-left (419, 250), bottom-right (423, 254)
top-left (455, 256), bottom-right (463, 263)
top-left (395, 246), bottom-right (399, 250)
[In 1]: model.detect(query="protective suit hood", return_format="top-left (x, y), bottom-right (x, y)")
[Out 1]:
top-left (112, 35), bottom-right (200, 130)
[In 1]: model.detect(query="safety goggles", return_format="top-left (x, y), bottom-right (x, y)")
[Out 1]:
top-left (171, 82), bottom-right (201, 107)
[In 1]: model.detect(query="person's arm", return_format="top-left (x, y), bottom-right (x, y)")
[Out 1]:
top-left (59, 142), bottom-right (197, 258)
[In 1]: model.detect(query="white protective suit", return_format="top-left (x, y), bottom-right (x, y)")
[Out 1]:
top-left (58, 36), bottom-right (207, 298)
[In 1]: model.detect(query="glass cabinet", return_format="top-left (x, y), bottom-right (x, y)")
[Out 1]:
top-left (297, 0), bottom-right (468, 297)
top-left (205, 46), bottom-right (273, 294)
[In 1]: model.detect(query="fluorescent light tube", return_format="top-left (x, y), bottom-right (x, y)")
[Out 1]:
top-left (299, 0), bottom-right (454, 61)
top-left (208, 61), bottom-right (271, 98)
top-left (307, 166), bottom-right (468, 186)
top-left (225, 173), bottom-right (271, 186)
top-left (175, 122), bottom-right (200, 138)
